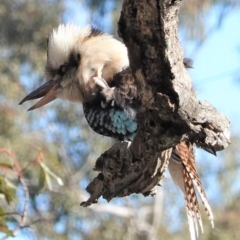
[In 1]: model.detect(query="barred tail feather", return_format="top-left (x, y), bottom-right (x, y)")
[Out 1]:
top-left (183, 167), bottom-right (203, 238)
top-left (168, 158), bottom-right (202, 240)
top-left (186, 207), bottom-right (201, 240)
top-left (189, 171), bottom-right (214, 228)
top-left (169, 141), bottom-right (214, 240)
top-left (181, 143), bottom-right (214, 228)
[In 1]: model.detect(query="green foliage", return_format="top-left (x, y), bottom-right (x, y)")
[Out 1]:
top-left (0, 177), bottom-right (16, 205)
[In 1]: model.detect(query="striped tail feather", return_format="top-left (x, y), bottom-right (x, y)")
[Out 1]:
top-left (169, 141), bottom-right (214, 240)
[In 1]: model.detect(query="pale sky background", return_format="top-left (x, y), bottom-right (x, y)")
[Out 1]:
top-left (182, 8), bottom-right (240, 200)
top-left (187, 9), bottom-right (240, 130)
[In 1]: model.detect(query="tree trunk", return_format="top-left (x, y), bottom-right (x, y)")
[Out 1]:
top-left (80, 0), bottom-right (230, 207)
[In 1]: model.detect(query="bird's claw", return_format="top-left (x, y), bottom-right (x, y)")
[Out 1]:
top-left (93, 77), bottom-right (110, 89)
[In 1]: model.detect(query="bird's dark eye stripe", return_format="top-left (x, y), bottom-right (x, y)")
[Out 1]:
top-left (58, 64), bottom-right (68, 75)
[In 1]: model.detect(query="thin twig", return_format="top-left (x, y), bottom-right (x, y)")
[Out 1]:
top-left (0, 148), bottom-right (29, 240)
top-left (0, 212), bottom-right (22, 217)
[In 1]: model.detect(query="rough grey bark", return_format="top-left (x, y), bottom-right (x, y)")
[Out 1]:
top-left (80, 0), bottom-right (230, 207)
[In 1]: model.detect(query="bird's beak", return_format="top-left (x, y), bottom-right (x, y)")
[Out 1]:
top-left (19, 80), bottom-right (60, 111)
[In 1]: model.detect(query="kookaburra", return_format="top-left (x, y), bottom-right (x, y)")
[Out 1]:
top-left (19, 24), bottom-right (213, 240)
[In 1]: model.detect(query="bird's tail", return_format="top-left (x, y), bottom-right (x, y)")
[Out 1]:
top-left (169, 141), bottom-right (214, 240)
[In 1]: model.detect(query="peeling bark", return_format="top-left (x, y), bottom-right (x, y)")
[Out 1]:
top-left (81, 0), bottom-right (230, 206)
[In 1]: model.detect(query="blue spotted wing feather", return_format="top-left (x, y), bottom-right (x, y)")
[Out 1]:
top-left (83, 67), bottom-right (139, 141)
top-left (83, 96), bottom-right (137, 141)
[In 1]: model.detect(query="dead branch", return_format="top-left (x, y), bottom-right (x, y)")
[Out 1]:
top-left (81, 0), bottom-right (230, 206)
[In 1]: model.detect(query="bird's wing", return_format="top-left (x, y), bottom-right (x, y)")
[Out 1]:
top-left (83, 68), bottom-right (139, 141)
top-left (83, 94), bottom-right (137, 141)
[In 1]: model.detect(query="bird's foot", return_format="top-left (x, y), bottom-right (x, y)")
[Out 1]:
top-left (93, 76), bottom-right (110, 89)
top-left (93, 77), bottom-right (116, 107)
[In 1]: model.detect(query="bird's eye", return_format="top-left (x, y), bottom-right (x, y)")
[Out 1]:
top-left (58, 64), bottom-right (68, 76)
